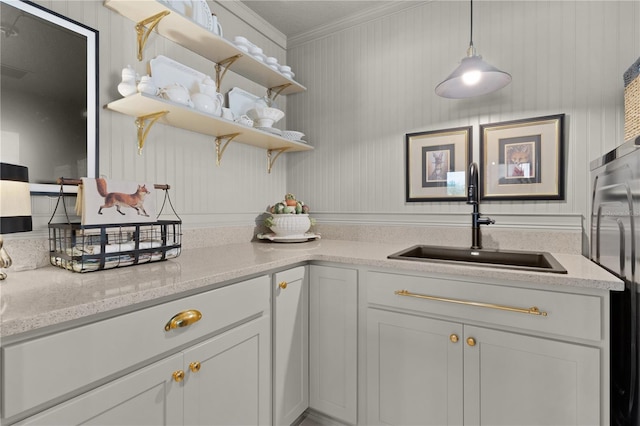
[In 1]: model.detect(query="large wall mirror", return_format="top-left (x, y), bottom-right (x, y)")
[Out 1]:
top-left (0, 0), bottom-right (98, 194)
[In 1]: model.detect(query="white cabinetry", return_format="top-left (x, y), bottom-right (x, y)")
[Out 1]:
top-left (4, 276), bottom-right (271, 425)
top-left (183, 317), bottom-right (271, 426)
top-left (365, 270), bottom-right (606, 426)
top-left (273, 266), bottom-right (309, 426)
top-left (17, 354), bottom-right (184, 425)
top-left (309, 265), bottom-right (358, 425)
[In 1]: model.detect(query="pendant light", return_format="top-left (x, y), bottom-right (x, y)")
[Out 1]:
top-left (435, 0), bottom-right (511, 99)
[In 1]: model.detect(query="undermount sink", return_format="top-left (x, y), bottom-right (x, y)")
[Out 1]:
top-left (388, 245), bottom-right (567, 274)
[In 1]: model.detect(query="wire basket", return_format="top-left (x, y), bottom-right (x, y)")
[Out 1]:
top-left (48, 179), bottom-right (182, 273)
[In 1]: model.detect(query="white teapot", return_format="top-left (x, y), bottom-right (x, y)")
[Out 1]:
top-left (198, 76), bottom-right (224, 107)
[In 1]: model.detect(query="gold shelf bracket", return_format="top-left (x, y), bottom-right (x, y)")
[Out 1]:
top-left (215, 55), bottom-right (243, 91)
top-left (215, 132), bottom-right (241, 165)
top-left (267, 148), bottom-right (289, 174)
top-left (135, 111), bottom-right (168, 155)
top-left (266, 83), bottom-right (292, 103)
top-left (135, 10), bottom-right (171, 61)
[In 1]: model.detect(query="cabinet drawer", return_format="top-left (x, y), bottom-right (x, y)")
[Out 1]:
top-left (365, 271), bottom-right (602, 342)
top-left (2, 275), bottom-right (270, 419)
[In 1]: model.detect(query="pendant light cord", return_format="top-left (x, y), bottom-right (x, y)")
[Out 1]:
top-left (469, 0), bottom-right (474, 48)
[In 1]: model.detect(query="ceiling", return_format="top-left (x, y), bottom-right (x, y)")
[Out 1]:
top-left (240, 1), bottom-right (395, 38)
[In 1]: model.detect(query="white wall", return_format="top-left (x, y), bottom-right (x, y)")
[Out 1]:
top-left (285, 0), bottom-right (640, 235)
top-left (26, 0), bottom-right (290, 232)
top-left (20, 0), bottom-right (640, 247)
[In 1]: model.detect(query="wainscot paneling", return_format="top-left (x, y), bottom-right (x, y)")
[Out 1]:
top-left (285, 0), bottom-right (640, 251)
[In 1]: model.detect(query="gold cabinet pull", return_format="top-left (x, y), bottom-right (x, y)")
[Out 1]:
top-left (394, 290), bottom-right (547, 317)
top-left (172, 370), bottom-right (185, 382)
top-left (278, 281), bottom-right (288, 290)
top-left (189, 361), bottom-right (201, 373)
top-left (467, 337), bottom-right (476, 347)
top-left (165, 309), bottom-right (203, 331)
top-left (450, 334), bottom-right (459, 343)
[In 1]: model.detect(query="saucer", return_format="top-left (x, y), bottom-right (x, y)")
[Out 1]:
top-left (257, 232), bottom-right (320, 243)
top-left (255, 126), bottom-right (282, 136)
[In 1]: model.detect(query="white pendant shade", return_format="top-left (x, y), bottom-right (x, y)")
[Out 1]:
top-left (436, 52), bottom-right (511, 99)
top-left (435, 0), bottom-right (511, 99)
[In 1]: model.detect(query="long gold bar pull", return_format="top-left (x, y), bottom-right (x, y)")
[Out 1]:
top-left (215, 133), bottom-right (241, 165)
top-left (136, 111), bottom-right (168, 154)
top-left (394, 289), bottom-right (548, 317)
top-left (267, 148), bottom-right (289, 173)
top-left (136, 11), bottom-right (171, 61)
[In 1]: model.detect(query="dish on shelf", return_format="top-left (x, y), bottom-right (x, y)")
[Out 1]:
top-left (282, 130), bottom-right (304, 141)
top-left (247, 107), bottom-right (284, 128)
top-left (149, 55), bottom-right (206, 94)
top-left (256, 126), bottom-right (282, 136)
top-left (227, 87), bottom-right (261, 118)
top-left (191, 0), bottom-right (213, 31)
top-left (252, 52), bottom-right (267, 62)
top-left (257, 232), bottom-right (320, 243)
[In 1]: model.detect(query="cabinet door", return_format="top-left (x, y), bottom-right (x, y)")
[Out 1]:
top-left (183, 316), bottom-right (271, 426)
top-left (366, 308), bottom-right (463, 426)
top-left (273, 266), bottom-right (309, 426)
top-left (309, 265), bottom-right (358, 424)
top-left (18, 354), bottom-right (183, 426)
top-left (463, 325), bottom-right (601, 426)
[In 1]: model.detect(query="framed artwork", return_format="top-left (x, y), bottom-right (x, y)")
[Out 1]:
top-left (405, 126), bottom-right (472, 201)
top-left (480, 114), bottom-right (565, 200)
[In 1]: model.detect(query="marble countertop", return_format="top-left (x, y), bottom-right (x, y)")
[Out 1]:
top-left (0, 239), bottom-right (622, 338)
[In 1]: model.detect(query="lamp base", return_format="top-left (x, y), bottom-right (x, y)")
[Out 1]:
top-left (0, 236), bottom-right (12, 280)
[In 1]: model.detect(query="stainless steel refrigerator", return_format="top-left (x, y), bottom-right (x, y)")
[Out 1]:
top-left (591, 135), bottom-right (640, 425)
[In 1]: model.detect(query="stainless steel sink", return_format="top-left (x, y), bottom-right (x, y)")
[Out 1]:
top-left (388, 245), bottom-right (567, 274)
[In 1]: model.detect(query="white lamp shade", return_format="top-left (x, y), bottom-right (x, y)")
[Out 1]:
top-left (435, 55), bottom-right (512, 99)
top-left (0, 163), bottom-right (32, 234)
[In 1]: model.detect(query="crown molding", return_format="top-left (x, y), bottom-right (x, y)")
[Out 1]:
top-left (288, 1), bottom-right (432, 48)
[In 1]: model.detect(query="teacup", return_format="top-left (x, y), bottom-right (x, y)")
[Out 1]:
top-left (235, 115), bottom-right (253, 127)
top-left (221, 107), bottom-right (234, 120)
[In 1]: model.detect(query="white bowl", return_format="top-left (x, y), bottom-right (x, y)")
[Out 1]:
top-left (234, 36), bottom-right (249, 45)
top-left (283, 130), bottom-right (305, 141)
top-left (246, 107), bottom-right (284, 128)
top-left (266, 56), bottom-right (278, 65)
top-left (249, 45), bottom-right (263, 55)
top-left (268, 214), bottom-right (311, 237)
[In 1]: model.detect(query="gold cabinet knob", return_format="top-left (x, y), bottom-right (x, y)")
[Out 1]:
top-left (278, 281), bottom-right (287, 290)
top-left (165, 309), bottom-right (203, 331)
top-left (450, 334), bottom-right (459, 343)
top-left (189, 361), bottom-right (201, 373)
top-left (467, 337), bottom-right (476, 347)
top-left (172, 370), bottom-right (185, 382)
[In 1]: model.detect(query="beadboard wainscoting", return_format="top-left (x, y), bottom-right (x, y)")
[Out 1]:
top-left (14, 0), bottom-right (640, 261)
top-left (284, 0), bottom-right (640, 237)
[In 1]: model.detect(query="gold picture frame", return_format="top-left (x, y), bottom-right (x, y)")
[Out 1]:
top-left (480, 114), bottom-right (565, 200)
top-left (405, 126), bottom-right (472, 202)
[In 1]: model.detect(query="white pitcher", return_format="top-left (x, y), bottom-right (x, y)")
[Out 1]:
top-left (199, 76), bottom-right (225, 107)
top-left (211, 14), bottom-right (223, 37)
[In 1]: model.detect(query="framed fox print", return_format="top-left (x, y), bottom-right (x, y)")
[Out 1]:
top-left (405, 126), bottom-right (472, 202)
top-left (480, 114), bottom-right (565, 200)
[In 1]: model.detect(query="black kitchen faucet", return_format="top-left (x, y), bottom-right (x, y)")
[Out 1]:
top-left (467, 162), bottom-right (495, 249)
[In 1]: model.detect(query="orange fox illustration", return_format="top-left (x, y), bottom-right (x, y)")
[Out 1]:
top-left (96, 178), bottom-right (150, 217)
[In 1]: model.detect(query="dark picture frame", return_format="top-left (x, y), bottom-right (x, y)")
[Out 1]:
top-left (480, 114), bottom-right (565, 200)
top-left (406, 126), bottom-right (472, 202)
